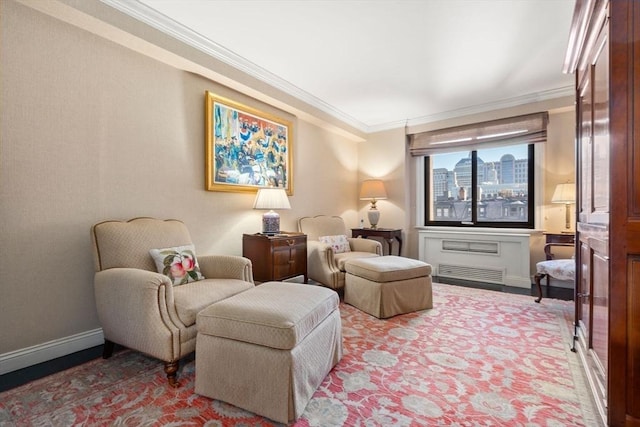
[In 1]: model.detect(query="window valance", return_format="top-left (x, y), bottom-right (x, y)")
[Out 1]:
top-left (408, 112), bottom-right (549, 156)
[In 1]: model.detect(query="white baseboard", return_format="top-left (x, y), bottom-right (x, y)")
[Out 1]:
top-left (0, 328), bottom-right (104, 375)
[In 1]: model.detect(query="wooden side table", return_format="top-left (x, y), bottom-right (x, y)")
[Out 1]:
top-left (351, 228), bottom-right (402, 256)
top-left (543, 232), bottom-right (575, 260)
top-left (242, 232), bottom-right (307, 283)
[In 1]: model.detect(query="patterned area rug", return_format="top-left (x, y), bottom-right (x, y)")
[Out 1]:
top-left (0, 283), bottom-right (599, 426)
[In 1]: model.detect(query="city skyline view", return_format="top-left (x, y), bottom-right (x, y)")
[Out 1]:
top-left (429, 144), bottom-right (530, 223)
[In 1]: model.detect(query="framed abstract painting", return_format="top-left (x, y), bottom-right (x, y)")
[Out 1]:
top-left (205, 91), bottom-right (293, 194)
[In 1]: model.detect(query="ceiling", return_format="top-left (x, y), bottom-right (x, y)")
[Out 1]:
top-left (110, 0), bottom-right (576, 133)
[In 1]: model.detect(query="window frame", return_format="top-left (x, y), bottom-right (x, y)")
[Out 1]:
top-left (423, 144), bottom-right (535, 229)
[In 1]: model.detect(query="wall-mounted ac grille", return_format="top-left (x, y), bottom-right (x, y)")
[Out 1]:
top-left (437, 263), bottom-right (505, 284)
top-left (442, 240), bottom-right (499, 254)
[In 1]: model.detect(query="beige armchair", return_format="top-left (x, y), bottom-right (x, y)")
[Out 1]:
top-left (298, 215), bottom-right (382, 290)
top-left (91, 217), bottom-right (254, 387)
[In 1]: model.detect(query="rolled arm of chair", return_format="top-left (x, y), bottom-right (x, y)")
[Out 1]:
top-left (348, 237), bottom-right (383, 255)
top-left (198, 255), bottom-right (254, 283)
top-left (307, 240), bottom-right (339, 269)
top-left (94, 268), bottom-right (182, 361)
top-left (306, 240), bottom-right (343, 289)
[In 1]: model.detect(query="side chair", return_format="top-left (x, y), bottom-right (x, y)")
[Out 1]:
top-left (534, 238), bottom-right (575, 303)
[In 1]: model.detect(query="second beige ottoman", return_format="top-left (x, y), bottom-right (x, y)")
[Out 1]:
top-left (344, 255), bottom-right (433, 318)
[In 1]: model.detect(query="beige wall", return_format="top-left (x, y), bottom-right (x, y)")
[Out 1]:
top-left (357, 127), bottom-right (408, 254)
top-left (0, 1), bottom-right (358, 354)
top-left (542, 108), bottom-right (577, 233)
top-left (0, 0), bottom-right (576, 363)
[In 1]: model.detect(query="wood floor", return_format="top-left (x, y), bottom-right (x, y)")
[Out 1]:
top-left (0, 280), bottom-right (573, 393)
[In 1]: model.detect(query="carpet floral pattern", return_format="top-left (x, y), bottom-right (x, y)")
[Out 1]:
top-left (0, 283), bottom-right (598, 426)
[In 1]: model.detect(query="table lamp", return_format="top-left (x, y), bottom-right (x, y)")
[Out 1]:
top-left (253, 188), bottom-right (291, 235)
top-left (359, 179), bottom-right (387, 229)
top-left (551, 183), bottom-right (576, 230)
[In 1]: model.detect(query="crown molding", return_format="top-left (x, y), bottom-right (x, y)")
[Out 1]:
top-left (368, 85), bottom-right (575, 133)
top-left (99, 0), bottom-right (369, 132)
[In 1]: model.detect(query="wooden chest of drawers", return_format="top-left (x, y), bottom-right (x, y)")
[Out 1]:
top-left (242, 233), bottom-right (307, 283)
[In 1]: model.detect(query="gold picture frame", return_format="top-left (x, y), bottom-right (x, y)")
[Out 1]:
top-left (205, 91), bottom-right (293, 194)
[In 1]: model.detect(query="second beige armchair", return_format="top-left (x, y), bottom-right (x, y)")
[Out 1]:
top-left (298, 215), bottom-right (382, 290)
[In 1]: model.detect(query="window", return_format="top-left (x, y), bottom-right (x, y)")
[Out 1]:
top-left (408, 112), bottom-right (547, 229)
top-left (425, 144), bottom-right (534, 228)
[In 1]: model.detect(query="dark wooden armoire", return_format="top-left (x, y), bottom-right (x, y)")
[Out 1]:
top-left (564, 1), bottom-right (639, 425)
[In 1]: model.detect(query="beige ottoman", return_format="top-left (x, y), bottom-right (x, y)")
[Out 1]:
top-left (195, 281), bottom-right (343, 424)
top-left (345, 255), bottom-right (433, 318)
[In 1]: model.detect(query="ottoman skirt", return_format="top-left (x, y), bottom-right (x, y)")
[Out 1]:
top-left (345, 256), bottom-right (433, 318)
top-left (195, 281), bottom-right (342, 424)
top-left (196, 309), bottom-right (341, 423)
top-left (345, 274), bottom-right (432, 319)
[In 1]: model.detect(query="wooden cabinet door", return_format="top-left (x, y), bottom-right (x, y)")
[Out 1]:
top-left (568, 1), bottom-right (640, 423)
top-left (574, 9), bottom-right (609, 424)
top-left (272, 239), bottom-right (296, 279)
top-left (575, 60), bottom-right (593, 352)
top-left (588, 27), bottom-right (610, 404)
top-left (265, 235), bottom-right (307, 282)
top-left (272, 237), bottom-right (306, 280)
top-left (609, 2), bottom-right (640, 423)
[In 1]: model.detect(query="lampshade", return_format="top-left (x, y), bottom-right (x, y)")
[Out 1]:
top-left (359, 179), bottom-right (388, 201)
top-left (551, 183), bottom-right (575, 230)
top-left (359, 179), bottom-right (387, 229)
top-left (551, 183), bottom-right (576, 204)
top-left (253, 188), bottom-right (290, 235)
top-left (253, 188), bottom-right (291, 210)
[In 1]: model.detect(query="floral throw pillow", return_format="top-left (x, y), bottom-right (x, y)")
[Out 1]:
top-left (319, 235), bottom-right (351, 254)
top-left (149, 244), bottom-right (205, 286)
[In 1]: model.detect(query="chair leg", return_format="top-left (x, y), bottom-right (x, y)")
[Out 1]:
top-left (165, 361), bottom-right (180, 388)
top-left (102, 339), bottom-right (115, 359)
top-left (534, 273), bottom-right (547, 303)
